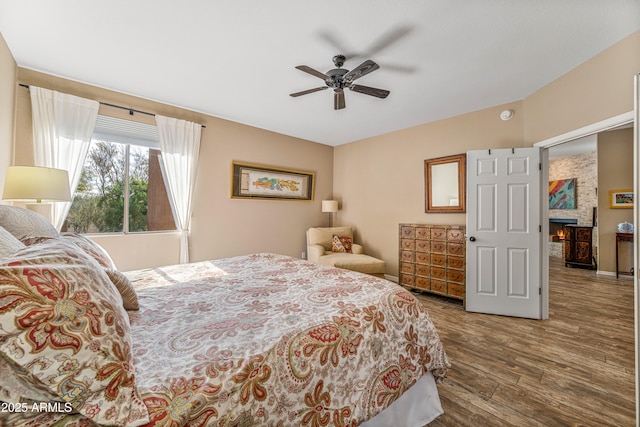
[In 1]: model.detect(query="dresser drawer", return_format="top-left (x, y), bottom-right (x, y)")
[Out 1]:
top-left (447, 269), bottom-right (465, 284)
top-left (447, 242), bottom-right (464, 256)
top-left (431, 241), bottom-right (446, 253)
top-left (431, 279), bottom-right (447, 294)
top-left (416, 252), bottom-right (430, 265)
top-left (401, 262), bottom-right (415, 274)
top-left (415, 276), bottom-right (431, 291)
top-left (415, 264), bottom-right (430, 277)
top-left (430, 266), bottom-right (446, 280)
top-left (401, 239), bottom-right (416, 251)
top-left (400, 274), bottom-right (415, 287)
top-left (416, 239), bottom-right (430, 252)
top-left (400, 225), bottom-right (416, 239)
top-left (447, 283), bottom-right (465, 298)
top-left (448, 255), bottom-right (465, 270)
top-left (447, 227), bottom-right (465, 242)
top-left (415, 226), bottom-right (430, 240)
top-left (431, 227), bottom-right (447, 240)
top-left (401, 250), bottom-right (415, 263)
top-left (431, 254), bottom-right (446, 267)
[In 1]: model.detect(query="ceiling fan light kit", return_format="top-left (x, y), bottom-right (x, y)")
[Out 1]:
top-left (290, 55), bottom-right (390, 110)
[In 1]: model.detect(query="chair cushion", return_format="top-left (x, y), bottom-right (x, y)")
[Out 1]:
top-left (317, 253), bottom-right (386, 275)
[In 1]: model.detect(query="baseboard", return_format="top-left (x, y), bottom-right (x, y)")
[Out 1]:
top-left (386, 274), bottom-right (399, 283)
top-left (597, 270), bottom-right (634, 280)
top-left (597, 270), bottom-right (616, 277)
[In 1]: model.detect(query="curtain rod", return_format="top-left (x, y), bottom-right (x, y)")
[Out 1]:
top-left (19, 83), bottom-right (206, 128)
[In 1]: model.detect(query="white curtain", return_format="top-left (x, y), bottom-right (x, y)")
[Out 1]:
top-left (30, 86), bottom-right (99, 230)
top-left (155, 115), bottom-right (202, 264)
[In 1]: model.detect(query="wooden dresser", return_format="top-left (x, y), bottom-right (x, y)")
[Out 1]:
top-left (564, 225), bottom-right (595, 269)
top-left (399, 223), bottom-right (466, 300)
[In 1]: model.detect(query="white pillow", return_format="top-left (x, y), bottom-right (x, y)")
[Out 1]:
top-left (0, 225), bottom-right (25, 258)
top-left (0, 205), bottom-right (59, 242)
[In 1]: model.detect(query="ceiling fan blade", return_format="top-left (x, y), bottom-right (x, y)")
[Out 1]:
top-left (295, 65), bottom-right (330, 80)
top-left (334, 88), bottom-right (345, 110)
top-left (365, 25), bottom-right (413, 56)
top-left (344, 60), bottom-right (379, 83)
top-left (289, 87), bottom-right (328, 97)
top-left (350, 84), bottom-right (390, 99)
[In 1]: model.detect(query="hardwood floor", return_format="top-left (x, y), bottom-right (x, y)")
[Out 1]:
top-left (418, 257), bottom-right (635, 427)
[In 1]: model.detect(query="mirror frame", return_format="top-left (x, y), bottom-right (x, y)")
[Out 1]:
top-left (424, 153), bottom-right (467, 213)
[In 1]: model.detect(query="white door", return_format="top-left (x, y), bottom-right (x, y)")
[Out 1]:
top-left (466, 148), bottom-right (543, 319)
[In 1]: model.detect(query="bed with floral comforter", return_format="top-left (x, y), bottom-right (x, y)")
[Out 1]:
top-left (0, 227), bottom-right (447, 427)
top-left (125, 253), bottom-right (448, 426)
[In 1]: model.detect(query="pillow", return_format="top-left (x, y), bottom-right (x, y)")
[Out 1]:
top-left (0, 238), bottom-right (149, 426)
top-left (0, 226), bottom-right (25, 258)
top-left (105, 268), bottom-right (139, 310)
top-left (61, 232), bottom-right (116, 269)
top-left (0, 205), bottom-right (59, 242)
top-left (308, 226), bottom-right (353, 251)
top-left (332, 234), bottom-right (353, 253)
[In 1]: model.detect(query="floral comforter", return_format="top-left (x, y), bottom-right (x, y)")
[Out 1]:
top-left (125, 253), bottom-right (448, 426)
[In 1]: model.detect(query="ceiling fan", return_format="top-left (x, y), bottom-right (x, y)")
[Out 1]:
top-left (290, 55), bottom-right (390, 110)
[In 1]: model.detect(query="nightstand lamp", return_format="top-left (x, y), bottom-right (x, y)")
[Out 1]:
top-left (2, 166), bottom-right (71, 221)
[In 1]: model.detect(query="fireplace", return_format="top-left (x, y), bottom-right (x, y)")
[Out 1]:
top-left (549, 218), bottom-right (578, 241)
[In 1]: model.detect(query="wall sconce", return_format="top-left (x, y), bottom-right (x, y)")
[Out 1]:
top-left (2, 166), bottom-right (71, 221)
top-left (321, 200), bottom-right (339, 227)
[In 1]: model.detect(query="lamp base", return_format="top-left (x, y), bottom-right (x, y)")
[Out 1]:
top-left (26, 202), bottom-right (53, 222)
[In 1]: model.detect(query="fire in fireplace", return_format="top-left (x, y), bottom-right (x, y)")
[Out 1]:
top-left (549, 218), bottom-right (578, 241)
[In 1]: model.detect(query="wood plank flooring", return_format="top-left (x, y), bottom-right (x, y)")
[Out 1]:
top-left (417, 257), bottom-right (635, 427)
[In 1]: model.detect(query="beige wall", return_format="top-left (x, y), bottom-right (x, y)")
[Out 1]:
top-left (334, 101), bottom-right (525, 275)
top-left (0, 34), bottom-right (16, 196)
top-left (598, 128), bottom-right (634, 275)
top-left (11, 69), bottom-right (334, 271)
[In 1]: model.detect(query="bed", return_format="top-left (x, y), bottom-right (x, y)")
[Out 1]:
top-left (0, 206), bottom-right (448, 427)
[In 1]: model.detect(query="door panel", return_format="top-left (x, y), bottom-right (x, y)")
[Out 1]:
top-left (477, 246), bottom-right (497, 294)
top-left (466, 148), bottom-right (542, 319)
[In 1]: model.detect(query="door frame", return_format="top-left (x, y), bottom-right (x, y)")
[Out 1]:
top-left (532, 108), bottom-right (635, 418)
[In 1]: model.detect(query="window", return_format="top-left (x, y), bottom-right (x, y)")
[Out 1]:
top-left (64, 115), bottom-right (176, 234)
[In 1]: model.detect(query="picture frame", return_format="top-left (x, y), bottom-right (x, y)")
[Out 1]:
top-left (231, 162), bottom-right (315, 201)
top-left (424, 153), bottom-right (466, 213)
top-left (549, 178), bottom-right (576, 210)
top-left (609, 189), bottom-right (633, 209)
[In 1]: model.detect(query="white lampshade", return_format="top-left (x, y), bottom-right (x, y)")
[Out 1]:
top-left (2, 166), bottom-right (71, 202)
top-left (322, 200), bottom-right (339, 213)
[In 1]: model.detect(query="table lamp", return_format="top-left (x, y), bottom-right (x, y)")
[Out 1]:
top-left (322, 200), bottom-right (339, 227)
top-left (2, 166), bottom-right (71, 221)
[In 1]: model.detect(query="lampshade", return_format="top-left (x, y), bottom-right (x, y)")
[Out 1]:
top-left (322, 200), bottom-right (339, 213)
top-left (2, 166), bottom-right (71, 202)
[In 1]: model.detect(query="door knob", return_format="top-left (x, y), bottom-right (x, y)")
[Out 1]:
top-left (469, 236), bottom-right (476, 242)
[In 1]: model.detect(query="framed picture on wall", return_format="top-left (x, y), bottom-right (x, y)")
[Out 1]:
top-left (231, 162), bottom-right (315, 201)
top-left (549, 178), bottom-right (576, 209)
top-left (609, 189), bottom-right (634, 209)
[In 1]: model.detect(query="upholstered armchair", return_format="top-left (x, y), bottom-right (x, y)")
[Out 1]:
top-left (306, 226), bottom-right (386, 278)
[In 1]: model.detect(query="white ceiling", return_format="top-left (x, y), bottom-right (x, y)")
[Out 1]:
top-left (1, 1), bottom-right (639, 146)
